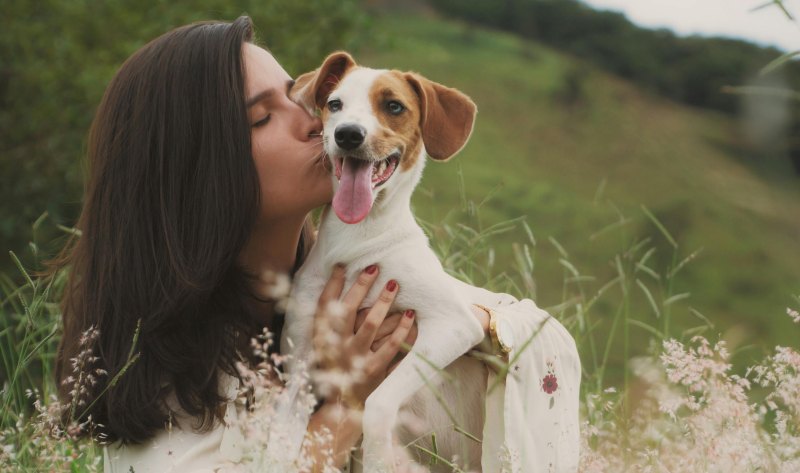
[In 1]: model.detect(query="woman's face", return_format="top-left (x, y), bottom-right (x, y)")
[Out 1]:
top-left (243, 43), bottom-right (332, 224)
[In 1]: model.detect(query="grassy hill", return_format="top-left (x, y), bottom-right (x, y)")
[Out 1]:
top-left (346, 10), bottom-right (800, 380)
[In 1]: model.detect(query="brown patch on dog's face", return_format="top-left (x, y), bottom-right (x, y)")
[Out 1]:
top-left (290, 51), bottom-right (356, 115)
top-left (368, 71), bottom-right (423, 171)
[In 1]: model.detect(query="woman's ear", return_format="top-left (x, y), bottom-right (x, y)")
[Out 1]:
top-left (290, 52), bottom-right (357, 115)
top-left (404, 72), bottom-right (477, 161)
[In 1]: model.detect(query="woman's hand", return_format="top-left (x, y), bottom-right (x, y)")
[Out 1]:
top-left (353, 308), bottom-right (418, 367)
top-left (312, 263), bottom-right (416, 409)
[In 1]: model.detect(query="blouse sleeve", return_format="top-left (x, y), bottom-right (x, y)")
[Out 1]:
top-left (102, 374), bottom-right (247, 473)
top-left (452, 278), bottom-right (582, 473)
top-left (103, 371), bottom-right (314, 473)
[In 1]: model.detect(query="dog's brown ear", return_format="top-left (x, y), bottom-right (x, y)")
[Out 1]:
top-left (290, 52), bottom-right (357, 114)
top-left (404, 73), bottom-right (477, 161)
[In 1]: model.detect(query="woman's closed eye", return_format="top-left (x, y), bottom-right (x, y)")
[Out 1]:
top-left (252, 114), bottom-right (271, 128)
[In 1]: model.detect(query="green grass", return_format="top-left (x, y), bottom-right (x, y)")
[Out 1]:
top-left (354, 11), bottom-right (800, 377)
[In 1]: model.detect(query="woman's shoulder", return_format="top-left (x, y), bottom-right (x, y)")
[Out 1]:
top-left (103, 373), bottom-right (244, 473)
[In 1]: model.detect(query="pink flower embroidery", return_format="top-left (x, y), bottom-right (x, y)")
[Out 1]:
top-left (541, 360), bottom-right (558, 394)
top-left (542, 374), bottom-right (558, 394)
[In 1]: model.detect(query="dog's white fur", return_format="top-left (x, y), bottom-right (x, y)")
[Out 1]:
top-left (283, 53), bottom-right (486, 472)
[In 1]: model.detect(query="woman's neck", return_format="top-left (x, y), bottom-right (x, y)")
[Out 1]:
top-left (238, 215), bottom-right (306, 324)
top-left (239, 215), bottom-right (305, 276)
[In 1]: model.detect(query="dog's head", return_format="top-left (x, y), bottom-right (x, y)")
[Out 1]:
top-left (290, 52), bottom-right (477, 224)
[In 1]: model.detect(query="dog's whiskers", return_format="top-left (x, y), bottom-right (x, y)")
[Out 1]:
top-left (298, 139), bottom-right (324, 151)
top-left (310, 150), bottom-right (331, 172)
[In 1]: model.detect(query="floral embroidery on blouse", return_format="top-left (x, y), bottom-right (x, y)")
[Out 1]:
top-left (541, 360), bottom-right (558, 395)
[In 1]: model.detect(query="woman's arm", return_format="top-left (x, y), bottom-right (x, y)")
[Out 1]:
top-left (304, 399), bottom-right (362, 471)
top-left (457, 279), bottom-right (582, 473)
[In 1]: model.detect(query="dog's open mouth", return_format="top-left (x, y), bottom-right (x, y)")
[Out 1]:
top-left (331, 152), bottom-right (400, 224)
top-left (334, 152), bottom-right (400, 189)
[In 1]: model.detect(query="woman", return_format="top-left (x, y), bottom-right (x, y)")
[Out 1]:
top-left (54, 16), bottom-right (581, 473)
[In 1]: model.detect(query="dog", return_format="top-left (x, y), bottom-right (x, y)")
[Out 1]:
top-left (282, 51), bottom-right (487, 473)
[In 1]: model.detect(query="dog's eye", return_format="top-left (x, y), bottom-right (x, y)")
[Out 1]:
top-left (328, 99), bottom-right (342, 112)
top-left (386, 101), bottom-right (405, 115)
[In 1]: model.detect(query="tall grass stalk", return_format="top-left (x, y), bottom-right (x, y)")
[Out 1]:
top-left (1, 218), bottom-right (104, 470)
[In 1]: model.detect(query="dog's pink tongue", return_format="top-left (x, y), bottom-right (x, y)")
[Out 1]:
top-left (332, 158), bottom-right (373, 224)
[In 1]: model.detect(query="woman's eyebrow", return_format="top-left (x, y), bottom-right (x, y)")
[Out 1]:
top-left (246, 80), bottom-right (296, 108)
top-left (246, 89), bottom-right (273, 108)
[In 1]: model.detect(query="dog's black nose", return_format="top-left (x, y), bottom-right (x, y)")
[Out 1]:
top-left (334, 124), bottom-right (366, 151)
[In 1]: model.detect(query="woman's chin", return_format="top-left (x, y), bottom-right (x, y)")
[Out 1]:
top-left (308, 179), bottom-right (335, 211)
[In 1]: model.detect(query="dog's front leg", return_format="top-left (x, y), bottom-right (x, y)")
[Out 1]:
top-left (360, 308), bottom-right (484, 473)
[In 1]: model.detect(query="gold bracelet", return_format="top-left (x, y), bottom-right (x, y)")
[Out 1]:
top-left (474, 303), bottom-right (514, 355)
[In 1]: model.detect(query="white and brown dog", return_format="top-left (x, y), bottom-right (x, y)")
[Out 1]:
top-left (283, 52), bottom-right (486, 472)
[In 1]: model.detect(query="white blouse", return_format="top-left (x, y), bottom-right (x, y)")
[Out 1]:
top-left (104, 283), bottom-right (581, 472)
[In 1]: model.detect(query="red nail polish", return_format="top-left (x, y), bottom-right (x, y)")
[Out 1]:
top-left (404, 309), bottom-right (415, 318)
top-left (365, 264), bottom-right (378, 274)
top-left (386, 279), bottom-right (398, 291)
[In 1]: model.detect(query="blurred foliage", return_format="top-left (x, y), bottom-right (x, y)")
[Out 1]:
top-left (0, 0), bottom-right (369, 270)
top-left (428, 0), bottom-right (800, 114)
top-left (428, 0), bottom-right (800, 178)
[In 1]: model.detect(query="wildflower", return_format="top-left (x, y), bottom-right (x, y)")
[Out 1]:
top-left (260, 270), bottom-right (292, 300)
top-left (52, 325), bottom-right (107, 440)
top-left (580, 331), bottom-right (800, 472)
top-left (323, 300), bottom-right (347, 319)
top-left (788, 307), bottom-right (800, 324)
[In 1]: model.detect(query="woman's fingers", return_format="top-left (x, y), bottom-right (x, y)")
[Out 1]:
top-left (352, 279), bottom-right (399, 349)
top-left (339, 264), bottom-right (380, 330)
top-left (373, 310), bottom-right (415, 368)
top-left (357, 311), bottom-right (402, 339)
top-left (316, 264), bottom-right (346, 314)
top-left (371, 320), bottom-right (417, 352)
top-left (353, 307), bottom-right (372, 333)
top-left (313, 264), bottom-right (348, 346)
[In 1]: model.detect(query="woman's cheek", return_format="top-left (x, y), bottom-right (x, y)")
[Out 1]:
top-left (252, 131), bottom-right (282, 174)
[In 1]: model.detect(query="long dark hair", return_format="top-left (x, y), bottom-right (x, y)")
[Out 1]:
top-left (53, 16), bottom-right (310, 445)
